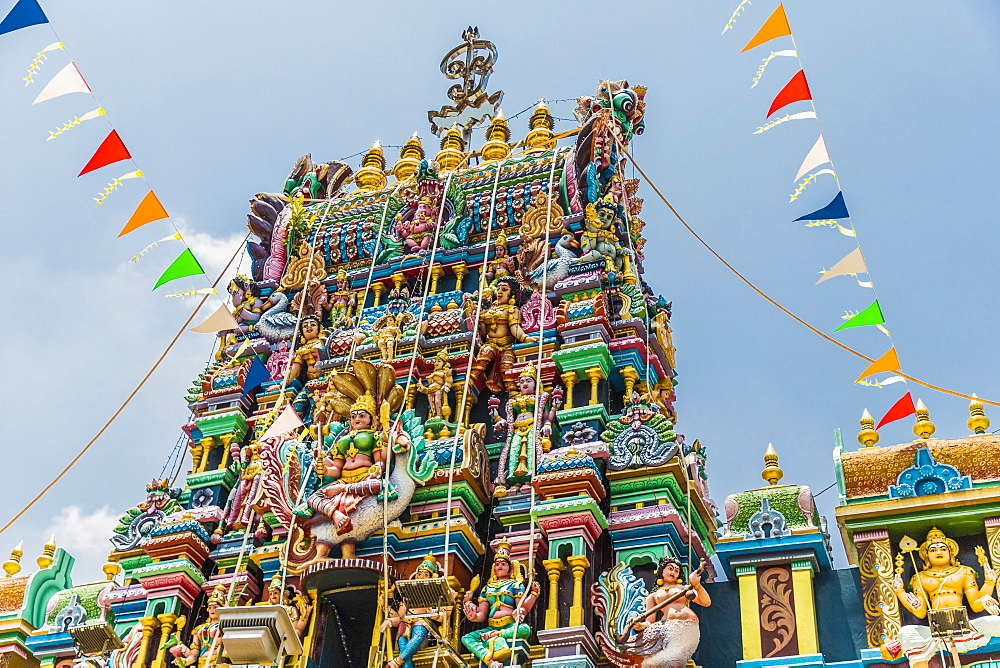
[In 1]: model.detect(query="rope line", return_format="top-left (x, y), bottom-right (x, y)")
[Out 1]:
top-left (620, 144), bottom-right (1000, 408)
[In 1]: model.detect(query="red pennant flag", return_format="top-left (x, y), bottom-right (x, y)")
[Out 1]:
top-left (78, 130), bottom-right (131, 176)
top-left (767, 70), bottom-right (812, 118)
top-left (876, 392), bottom-right (915, 429)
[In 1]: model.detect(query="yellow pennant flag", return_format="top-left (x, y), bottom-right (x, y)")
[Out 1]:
top-left (189, 303), bottom-right (240, 333)
top-left (741, 4), bottom-right (792, 53)
top-left (855, 347), bottom-right (900, 384)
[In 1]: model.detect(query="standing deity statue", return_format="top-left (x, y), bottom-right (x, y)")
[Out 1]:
top-left (488, 364), bottom-right (561, 496)
top-left (381, 553), bottom-right (451, 668)
top-left (417, 349), bottom-right (454, 419)
top-left (462, 539), bottom-right (540, 668)
top-left (171, 585), bottom-right (226, 667)
top-left (329, 269), bottom-right (357, 327)
top-left (466, 277), bottom-right (537, 393)
top-left (373, 310), bottom-right (416, 362)
top-left (887, 527), bottom-right (1000, 666)
top-left (284, 315), bottom-right (325, 385)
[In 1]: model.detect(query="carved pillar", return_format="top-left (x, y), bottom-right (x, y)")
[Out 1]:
top-left (462, 381), bottom-right (475, 428)
top-left (218, 435), bottom-right (234, 471)
top-left (197, 436), bottom-right (216, 473)
top-left (356, 287), bottom-right (369, 312)
top-left (566, 555), bottom-right (590, 626)
top-left (429, 264), bottom-right (443, 296)
top-left (790, 559), bottom-right (818, 654)
top-left (152, 613), bottom-right (177, 668)
top-left (585, 367), bottom-right (603, 406)
top-left (406, 384), bottom-right (418, 411)
top-left (453, 263), bottom-right (468, 293)
top-left (621, 365), bottom-right (638, 399)
top-left (372, 282), bottom-right (385, 307)
top-left (542, 558), bottom-right (565, 629)
top-left (560, 371), bottom-right (577, 410)
top-left (985, 517), bottom-right (1000, 569)
top-left (736, 564), bottom-right (762, 660)
top-left (136, 616), bottom-right (159, 668)
top-left (190, 441), bottom-right (204, 474)
top-left (854, 529), bottom-right (901, 648)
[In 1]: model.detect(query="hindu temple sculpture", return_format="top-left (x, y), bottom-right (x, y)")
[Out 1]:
top-left (467, 277), bottom-right (538, 393)
top-left (381, 552), bottom-right (451, 668)
top-left (284, 314), bottom-right (325, 384)
top-left (417, 348), bottom-right (454, 419)
top-left (172, 584), bottom-right (226, 667)
top-left (462, 539), bottom-right (540, 668)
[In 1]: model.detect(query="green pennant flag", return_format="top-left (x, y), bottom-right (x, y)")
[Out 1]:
top-left (834, 300), bottom-right (885, 332)
top-left (153, 248), bottom-right (205, 290)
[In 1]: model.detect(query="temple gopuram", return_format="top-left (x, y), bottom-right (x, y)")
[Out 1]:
top-left (7, 28), bottom-right (1000, 668)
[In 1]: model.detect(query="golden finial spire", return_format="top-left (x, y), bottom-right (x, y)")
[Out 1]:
top-left (36, 535), bottom-right (56, 569)
top-left (435, 123), bottom-right (466, 171)
top-left (481, 110), bottom-right (511, 162)
top-left (761, 443), bottom-right (783, 486)
top-left (392, 132), bottom-right (424, 181)
top-left (525, 100), bottom-right (555, 150)
top-left (103, 561), bottom-right (121, 581)
top-left (3, 541), bottom-right (23, 578)
top-left (969, 394), bottom-right (990, 435)
top-left (913, 398), bottom-right (936, 440)
top-left (354, 140), bottom-right (388, 191)
top-left (858, 408), bottom-right (880, 447)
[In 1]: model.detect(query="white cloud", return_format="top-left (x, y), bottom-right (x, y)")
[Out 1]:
top-left (43, 506), bottom-right (120, 582)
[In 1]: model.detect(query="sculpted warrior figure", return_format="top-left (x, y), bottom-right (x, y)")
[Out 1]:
top-left (381, 553), bottom-right (451, 668)
top-left (467, 277), bottom-right (537, 393)
top-left (418, 349), bottom-right (454, 419)
top-left (488, 363), bottom-right (560, 496)
top-left (462, 539), bottom-right (540, 668)
top-left (373, 310), bottom-right (416, 362)
top-left (887, 527), bottom-right (1000, 666)
top-left (284, 315), bottom-right (325, 385)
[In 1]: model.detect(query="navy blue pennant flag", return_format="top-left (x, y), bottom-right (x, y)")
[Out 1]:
top-left (242, 357), bottom-right (271, 395)
top-left (0, 0), bottom-right (48, 36)
top-left (794, 191), bottom-right (849, 221)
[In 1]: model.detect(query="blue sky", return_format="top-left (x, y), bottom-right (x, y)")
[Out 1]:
top-left (1, 1), bottom-right (998, 580)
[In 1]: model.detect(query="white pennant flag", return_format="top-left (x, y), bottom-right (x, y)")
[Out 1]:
top-left (32, 63), bottom-right (91, 104)
top-left (794, 135), bottom-right (831, 182)
top-left (816, 247), bottom-right (867, 285)
top-left (260, 404), bottom-right (304, 442)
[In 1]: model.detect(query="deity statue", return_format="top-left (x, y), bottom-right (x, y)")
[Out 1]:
top-left (466, 277), bottom-right (538, 393)
top-left (580, 193), bottom-right (632, 279)
top-left (227, 275), bottom-right (265, 337)
top-left (258, 576), bottom-right (312, 638)
top-left (220, 440), bottom-right (264, 534)
top-left (417, 349), bottom-right (454, 419)
top-left (488, 363), bottom-right (561, 496)
top-left (373, 310), bottom-right (416, 362)
top-left (381, 553), bottom-right (450, 668)
top-left (172, 585), bottom-right (225, 667)
top-left (887, 527), bottom-right (1000, 667)
top-left (395, 161), bottom-right (445, 253)
top-left (462, 539), bottom-right (540, 668)
top-left (484, 230), bottom-right (516, 282)
top-left (329, 269), bottom-right (357, 327)
top-left (284, 315), bottom-right (325, 385)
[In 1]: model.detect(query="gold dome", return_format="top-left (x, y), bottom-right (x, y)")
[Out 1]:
top-left (761, 443), bottom-right (783, 486)
top-left (525, 100), bottom-right (555, 150)
top-left (481, 111), bottom-right (511, 162)
top-left (969, 394), bottom-right (991, 435)
top-left (435, 124), bottom-right (466, 171)
top-left (3, 541), bottom-right (23, 578)
top-left (858, 408), bottom-right (880, 447)
top-left (392, 132), bottom-right (424, 181)
top-left (913, 399), bottom-right (936, 440)
top-left (354, 140), bottom-right (388, 191)
top-left (36, 535), bottom-right (56, 569)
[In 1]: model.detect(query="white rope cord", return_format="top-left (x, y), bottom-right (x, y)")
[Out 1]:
top-left (442, 154), bottom-right (510, 578)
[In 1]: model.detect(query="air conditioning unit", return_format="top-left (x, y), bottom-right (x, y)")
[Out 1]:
top-left (217, 605), bottom-right (303, 665)
top-left (68, 621), bottom-right (125, 654)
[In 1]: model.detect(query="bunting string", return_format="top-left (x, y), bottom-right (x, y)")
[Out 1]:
top-left (751, 50), bottom-right (796, 88)
top-left (753, 111), bottom-right (816, 134)
top-left (722, 0), bottom-right (753, 34)
top-left (131, 232), bottom-right (182, 262)
top-left (789, 169), bottom-right (836, 202)
top-left (47, 106), bottom-right (104, 139)
top-left (23, 40), bottom-right (61, 84)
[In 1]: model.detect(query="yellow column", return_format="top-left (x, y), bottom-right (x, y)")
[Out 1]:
top-left (621, 365), bottom-right (638, 399)
top-left (296, 591), bottom-right (320, 668)
top-left (791, 560), bottom-right (819, 654)
top-left (152, 613), bottom-right (177, 668)
top-left (429, 264), bottom-right (443, 295)
top-left (854, 529), bottom-right (901, 647)
top-left (190, 441), bottom-right (204, 474)
top-left (406, 384), bottom-right (418, 410)
top-left (542, 558), bottom-right (565, 629)
top-left (585, 367), bottom-right (603, 406)
top-left (560, 371), bottom-right (577, 410)
top-left (566, 555), bottom-right (590, 626)
top-left (218, 435), bottom-right (233, 470)
top-left (372, 282), bottom-right (385, 307)
top-left (453, 263), bottom-right (468, 292)
top-left (736, 565), bottom-right (762, 659)
top-left (135, 616), bottom-right (159, 668)
top-left (197, 436), bottom-right (215, 473)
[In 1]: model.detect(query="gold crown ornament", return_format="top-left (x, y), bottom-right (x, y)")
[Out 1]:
top-left (350, 392), bottom-right (378, 419)
top-left (208, 584), bottom-right (227, 606)
top-left (918, 527), bottom-right (960, 566)
top-left (415, 552), bottom-right (441, 577)
top-left (518, 363), bottom-right (537, 380)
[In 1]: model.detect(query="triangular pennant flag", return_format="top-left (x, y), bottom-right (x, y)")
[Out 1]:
top-left (78, 130), bottom-right (131, 176)
top-left (795, 135), bottom-right (831, 182)
top-left (794, 192), bottom-right (849, 221)
top-left (242, 357), bottom-right (272, 396)
top-left (856, 348), bottom-right (901, 384)
top-left (876, 392), bottom-right (916, 429)
top-left (32, 62), bottom-right (90, 104)
top-left (767, 70), bottom-right (811, 118)
top-left (835, 300), bottom-right (885, 332)
top-left (119, 191), bottom-right (169, 236)
top-left (153, 248), bottom-right (205, 290)
top-left (741, 3), bottom-right (791, 52)
top-left (817, 247), bottom-right (867, 284)
top-left (260, 405), bottom-right (304, 441)
top-left (0, 0), bottom-right (47, 36)
top-left (189, 303), bottom-right (240, 333)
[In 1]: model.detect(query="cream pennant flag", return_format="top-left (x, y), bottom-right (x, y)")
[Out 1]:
top-left (131, 232), bottom-right (182, 263)
top-left (816, 248), bottom-right (867, 285)
top-left (167, 287), bottom-right (218, 299)
top-left (753, 111), bottom-right (817, 134)
top-left (32, 62), bottom-right (90, 104)
top-left (24, 42), bottom-right (64, 85)
top-left (751, 50), bottom-right (797, 88)
top-left (230, 339), bottom-right (251, 359)
top-left (260, 405), bottom-right (305, 442)
top-left (95, 170), bottom-right (143, 205)
top-left (794, 135), bottom-right (831, 181)
top-left (48, 107), bottom-right (105, 140)
top-left (189, 302), bottom-right (240, 333)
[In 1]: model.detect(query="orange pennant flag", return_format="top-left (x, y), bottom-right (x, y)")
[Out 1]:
top-left (855, 348), bottom-right (900, 384)
top-left (741, 4), bottom-right (792, 52)
top-left (119, 191), bottom-right (169, 237)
